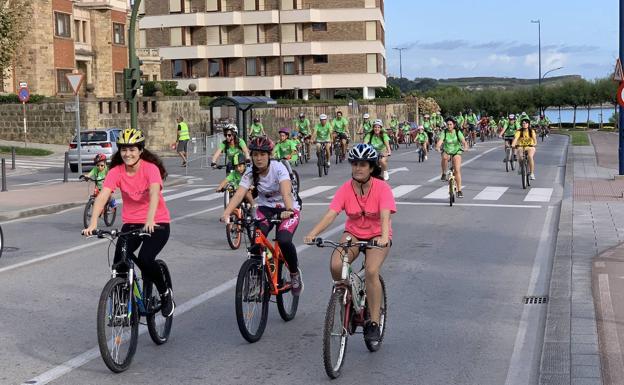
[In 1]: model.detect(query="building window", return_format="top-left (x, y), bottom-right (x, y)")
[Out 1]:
top-left (169, 0), bottom-right (182, 13)
top-left (367, 54), bottom-right (377, 73)
top-left (209, 59), bottom-right (226, 77)
top-left (113, 23), bottom-right (125, 45)
top-left (55, 12), bottom-right (71, 38)
top-left (246, 58), bottom-right (257, 76)
top-left (283, 58), bottom-right (295, 75)
top-left (114, 73), bottom-right (123, 94)
top-left (56, 69), bottom-right (73, 94)
top-left (313, 55), bottom-right (328, 64)
top-left (172, 60), bottom-right (187, 78)
top-left (312, 23), bottom-right (327, 32)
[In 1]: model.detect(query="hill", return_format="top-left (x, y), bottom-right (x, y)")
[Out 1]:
top-left (389, 75), bottom-right (582, 93)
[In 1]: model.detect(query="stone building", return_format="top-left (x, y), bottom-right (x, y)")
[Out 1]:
top-left (2, 0), bottom-right (161, 97)
top-left (138, 0), bottom-right (387, 99)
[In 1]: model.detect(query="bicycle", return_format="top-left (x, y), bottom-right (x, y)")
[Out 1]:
top-left (333, 136), bottom-right (347, 164)
top-left (220, 183), bottom-right (255, 249)
top-left (80, 175), bottom-right (117, 229)
top-left (280, 158), bottom-right (300, 198)
top-left (467, 130), bottom-right (475, 148)
top-left (301, 137), bottom-right (311, 163)
top-left (316, 141), bottom-right (330, 178)
top-left (308, 237), bottom-right (387, 379)
top-left (503, 141), bottom-right (515, 172)
top-left (517, 146), bottom-right (533, 189)
top-left (417, 141), bottom-right (426, 163)
top-left (89, 228), bottom-right (173, 373)
top-left (446, 154), bottom-right (458, 206)
top-left (539, 126), bottom-right (547, 142)
top-left (233, 213), bottom-right (299, 343)
top-left (0, 225), bottom-right (3, 259)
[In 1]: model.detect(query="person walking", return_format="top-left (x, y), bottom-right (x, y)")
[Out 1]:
top-left (176, 116), bottom-right (190, 167)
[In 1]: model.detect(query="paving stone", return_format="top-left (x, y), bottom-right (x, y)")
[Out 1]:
top-left (571, 342), bottom-right (600, 355)
top-left (571, 364), bottom-right (602, 378)
top-left (570, 378), bottom-right (603, 385)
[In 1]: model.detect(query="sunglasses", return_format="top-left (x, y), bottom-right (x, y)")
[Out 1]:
top-left (97, 164), bottom-right (106, 168)
top-left (226, 134), bottom-right (233, 137)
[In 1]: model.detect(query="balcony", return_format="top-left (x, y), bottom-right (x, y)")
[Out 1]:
top-left (75, 0), bottom-right (128, 11)
top-left (159, 43), bottom-right (280, 60)
top-left (281, 41), bottom-right (385, 56)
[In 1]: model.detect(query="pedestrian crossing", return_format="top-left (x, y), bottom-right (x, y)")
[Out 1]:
top-left (11, 157), bottom-right (66, 171)
top-left (159, 183), bottom-right (555, 205)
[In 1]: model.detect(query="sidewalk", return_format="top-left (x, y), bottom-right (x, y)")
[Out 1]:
top-left (540, 131), bottom-right (624, 385)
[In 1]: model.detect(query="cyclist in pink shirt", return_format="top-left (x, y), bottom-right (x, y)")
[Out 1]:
top-left (83, 128), bottom-right (175, 317)
top-left (304, 143), bottom-right (395, 342)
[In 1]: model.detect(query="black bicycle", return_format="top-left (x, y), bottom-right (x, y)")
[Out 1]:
top-left (517, 146), bottom-right (533, 189)
top-left (0, 225), bottom-right (4, 259)
top-left (333, 136), bottom-right (347, 164)
top-left (317, 141), bottom-right (330, 177)
top-left (89, 228), bottom-right (173, 373)
top-left (503, 141), bottom-right (515, 172)
top-left (80, 176), bottom-right (116, 229)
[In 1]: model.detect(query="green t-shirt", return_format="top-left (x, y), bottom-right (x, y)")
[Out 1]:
top-left (417, 132), bottom-right (428, 143)
top-left (422, 120), bottom-right (432, 132)
top-left (250, 123), bottom-right (264, 136)
top-left (538, 117), bottom-right (551, 126)
top-left (295, 118), bottom-right (310, 135)
top-left (88, 166), bottom-right (108, 190)
top-left (489, 119), bottom-right (498, 128)
top-left (389, 119), bottom-right (399, 130)
top-left (503, 120), bottom-right (519, 137)
top-left (362, 120), bottom-right (373, 134)
top-left (219, 138), bottom-right (247, 164)
top-left (226, 169), bottom-right (243, 188)
top-left (456, 115), bottom-right (465, 127)
top-left (315, 123), bottom-right (333, 142)
top-left (332, 117), bottom-right (349, 134)
top-left (364, 132), bottom-right (390, 153)
top-left (466, 113), bottom-right (478, 125)
top-left (401, 123), bottom-right (411, 133)
top-left (439, 129), bottom-right (465, 155)
top-left (273, 139), bottom-right (298, 163)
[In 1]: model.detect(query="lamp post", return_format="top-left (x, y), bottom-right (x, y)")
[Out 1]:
top-left (542, 66), bottom-right (563, 80)
top-left (393, 47), bottom-right (407, 79)
top-left (128, 0), bottom-right (142, 129)
top-left (531, 20), bottom-right (541, 86)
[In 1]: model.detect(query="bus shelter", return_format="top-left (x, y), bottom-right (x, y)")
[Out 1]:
top-left (208, 96), bottom-right (276, 141)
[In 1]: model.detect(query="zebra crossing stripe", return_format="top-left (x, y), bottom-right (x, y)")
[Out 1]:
top-left (298, 185), bottom-right (335, 199)
top-left (164, 188), bottom-right (213, 202)
top-left (189, 193), bottom-right (222, 202)
top-left (474, 186), bottom-right (508, 201)
top-left (524, 188), bottom-right (553, 202)
top-left (391, 185), bottom-right (421, 198)
top-left (424, 185), bottom-right (465, 199)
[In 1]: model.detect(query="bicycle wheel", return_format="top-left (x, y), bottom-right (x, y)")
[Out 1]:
top-left (0, 225), bottom-right (3, 259)
top-left (235, 259), bottom-right (270, 343)
top-left (146, 260), bottom-right (174, 345)
top-left (323, 287), bottom-right (349, 379)
top-left (521, 160), bottom-right (527, 189)
top-left (276, 261), bottom-right (299, 321)
top-left (226, 213), bottom-right (242, 250)
top-left (449, 179), bottom-right (455, 207)
top-left (291, 169), bottom-right (300, 197)
top-left (223, 190), bottom-right (230, 209)
top-left (364, 275), bottom-right (387, 352)
top-left (97, 277), bottom-right (139, 373)
top-left (83, 199), bottom-right (94, 229)
top-left (335, 143), bottom-right (340, 164)
top-left (103, 203), bottom-right (117, 227)
top-left (317, 150), bottom-right (323, 178)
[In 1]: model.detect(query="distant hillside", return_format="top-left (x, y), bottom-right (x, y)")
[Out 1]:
top-left (389, 75), bottom-right (582, 93)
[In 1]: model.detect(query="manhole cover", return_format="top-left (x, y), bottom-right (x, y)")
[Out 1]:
top-left (523, 296), bottom-right (548, 305)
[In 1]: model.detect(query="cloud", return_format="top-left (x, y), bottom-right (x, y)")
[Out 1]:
top-left (430, 57), bottom-right (443, 66)
top-left (524, 52), bottom-right (567, 69)
top-left (472, 41), bottom-right (506, 50)
top-left (488, 54), bottom-right (513, 63)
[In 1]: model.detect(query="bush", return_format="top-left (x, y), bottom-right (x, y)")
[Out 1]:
top-left (200, 96), bottom-right (215, 107)
top-left (0, 94), bottom-right (46, 104)
top-left (142, 81), bottom-right (186, 96)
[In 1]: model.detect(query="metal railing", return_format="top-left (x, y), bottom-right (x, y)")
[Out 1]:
top-left (184, 132), bottom-right (224, 175)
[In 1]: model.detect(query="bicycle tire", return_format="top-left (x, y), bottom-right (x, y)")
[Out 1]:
top-left (0, 225), bottom-right (3, 259)
top-left (235, 259), bottom-right (270, 343)
top-left (291, 169), bottom-right (300, 197)
top-left (364, 275), bottom-right (387, 352)
top-left (335, 143), bottom-right (340, 165)
top-left (276, 261), bottom-right (299, 321)
top-left (317, 150), bottom-right (323, 178)
top-left (97, 277), bottom-right (139, 373)
top-left (223, 190), bottom-right (230, 209)
top-left (83, 199), bottom-right (94, 229)
top-left (146, 260), bottom-right (174, 345)
top-left (322, 287), bottom-right (349, 379)
top-left (226, 213), bottom-right (242, 250)
top-left (510, 155), bottom-right (515, 171)
top-left (449, 179), bottom-right (455, 207)
top-left (521, 160), bottom-right (527, 189)
top-left (104, 204), bottom-right (117, 227)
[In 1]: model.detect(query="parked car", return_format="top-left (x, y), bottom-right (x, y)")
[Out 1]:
top-left (68, 128), bottom-right (122, 172)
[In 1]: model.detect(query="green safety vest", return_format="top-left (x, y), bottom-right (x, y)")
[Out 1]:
top-left (178, 122), bottom-right (190, 141)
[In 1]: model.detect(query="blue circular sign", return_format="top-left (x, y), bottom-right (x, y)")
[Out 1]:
top-left (18, 87), bottom-right (30, 103)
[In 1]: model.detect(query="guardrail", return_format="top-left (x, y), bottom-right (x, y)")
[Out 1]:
top-left (185, 133), bottom-right (224, 175)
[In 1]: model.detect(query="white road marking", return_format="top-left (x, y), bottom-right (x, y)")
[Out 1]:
top-left (396, 202), bottom-right (542, 209)
top-left (426, 146), bottom-right (498, 182)
top-left (189, 193), bottom-right (222, 202)
top-left (387, 167), bottom-right (409, 176)
top-left (21, 223), bottom-right (347, 385)
top-left (163, 188), bottom-right (213, 202)
top-left (423, 186), bottom-right (464, 199)
top-left (391, 185), bottom-right (420, 198)
top-left (298, 185), bottom-right (335, 198)
top-left (524, 188), bottom-right (553, 202)
top-left (474, 186), bottom-right (508, 201)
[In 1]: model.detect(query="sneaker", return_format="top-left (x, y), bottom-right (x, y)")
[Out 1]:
top-left (290, 269), bottom-right (304, 296)
top-left (440, 173), bottom-right (447, 181)
top-left (327, 161), bottom-right (331, 166)
top-left (364, 321), bottom-right (381, 342)
top-left (425, 155), bottom-right (428, 160)
top-left (109, 198), bottom-right (117, 208)
top-left (181, 161), bottom-right (187, 167)
top-left (383, 171), bottom-right (389, 181)
top-left (503, 157), bottom-right (508, 163)
top-left (457, 191), bottom-right (464, 198)
top-left (160, 289), bottom-right (175, 317)
top-left (530, 173), bottom-right (536, 180)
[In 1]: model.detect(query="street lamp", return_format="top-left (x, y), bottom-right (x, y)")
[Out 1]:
top-left (542, 66), bottom-right (563, 80)
top-left (531, 20), bottom-right (541, 86)
top-left (393, 47), bottom-right (407, 79)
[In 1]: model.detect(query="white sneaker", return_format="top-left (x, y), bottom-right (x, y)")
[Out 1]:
top-left (327, 161), bottom-right (330, 166)
top-left (530, 173), bottom-right (536, 180)
top-left (425, 155), bottom-right (428, 160)
top-left (383, 171), bottom-right (389, 181)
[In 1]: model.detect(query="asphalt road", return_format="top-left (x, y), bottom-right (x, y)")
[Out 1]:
top-left (0, 135), bottom-right (567, 385)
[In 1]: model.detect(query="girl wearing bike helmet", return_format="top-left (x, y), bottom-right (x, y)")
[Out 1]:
top-left (221, 136), bottom-right (304, 295)
top-left (211, 124), bottom-right (250, 172)
top-left (273, 128), bottom-right (299, 166)
top-left (436, 117), bottom-right (468, 198)
top-left (82, 128), bottom-right (175, 317)
top-left (363, 119), bottom-right (391, 181)
top-left (304, 143), bottom-right (396, 343)
top-left (511, 118), bottom-right (537, 180)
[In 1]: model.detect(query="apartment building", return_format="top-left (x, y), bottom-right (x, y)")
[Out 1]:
top-left (3, 0), bottom-right (132, 97)
top-left (138, 0), bottom-right (386, 99)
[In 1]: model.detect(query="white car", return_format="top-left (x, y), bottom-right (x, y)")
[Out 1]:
top-left (68, 128), bottom-right (122, 172)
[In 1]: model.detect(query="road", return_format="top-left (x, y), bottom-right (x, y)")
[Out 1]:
top-left (0, 135), bottom-right (567, 385)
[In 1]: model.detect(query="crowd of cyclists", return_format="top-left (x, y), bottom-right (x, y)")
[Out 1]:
top-left (79, 106), bottom-right (551, 374)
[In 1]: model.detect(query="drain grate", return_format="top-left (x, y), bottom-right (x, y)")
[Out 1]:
top-left (523, 296), bottom-right (549, 305)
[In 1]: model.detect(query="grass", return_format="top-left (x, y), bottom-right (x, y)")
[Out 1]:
top-left (0, 146), bottom-right (53, 156)
top-left (553, 131), bottom-right (590, 146)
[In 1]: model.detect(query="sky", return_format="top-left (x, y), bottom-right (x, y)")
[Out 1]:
top-left (384, 0), bottom-right (617, 81)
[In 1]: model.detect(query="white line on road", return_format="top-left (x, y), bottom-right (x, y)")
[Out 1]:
top-left (598, 273), bottom-right (624, 384)
top-left (524, 188), bottom-right (553, 202)
top-left (189, 193), bottom-right (222, 201)
top-left (21, 223), bottom-right (346, 385)
top-left (298, 185), bottom-right (335, 198)
top-left (163, 188), bottom-right (213, 202)
top-left (391, 185), bottom-right (420, 198)
top-left (423, 186), bottom-right (464, 199)
top-left (474, 186), bottom-right (508, 201)
top-left (304, 202), bottom-right (543, 209)
top-left (426, 146), bottom-right (498, 182)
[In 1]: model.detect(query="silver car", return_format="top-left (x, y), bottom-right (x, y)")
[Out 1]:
top-left (68, 128), bottom-right (122, 172)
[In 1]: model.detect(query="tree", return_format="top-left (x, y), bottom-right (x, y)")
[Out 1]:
top-left (0, 0), bottom-right (31, 90)
top-left (376, 84), bottom-right (401, 99)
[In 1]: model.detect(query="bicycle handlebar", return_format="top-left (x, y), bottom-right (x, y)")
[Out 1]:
top-left (83, 227), bottom-right (157, 239)
top-left (307, 237), bottom-right (385, 249)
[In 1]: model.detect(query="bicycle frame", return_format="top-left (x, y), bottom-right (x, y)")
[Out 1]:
top-left (252, 227), bottom-right (291, 296)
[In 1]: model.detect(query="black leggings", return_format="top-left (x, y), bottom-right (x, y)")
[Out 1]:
top-left (114, 223), bottom-right (170, 294)
top-left (256, 206), bottom-right (299, 274)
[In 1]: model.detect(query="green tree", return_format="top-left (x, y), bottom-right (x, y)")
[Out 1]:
top-left (376, 84), bottom-right (401, 99)
top-left (0, 0), bottom-right (31, 90)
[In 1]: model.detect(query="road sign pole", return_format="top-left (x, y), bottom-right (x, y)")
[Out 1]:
top-left (620, 0), bottom-right (624, 174)
top-left (128, 0), bottom-right (141, 130)
top-left (22, 102), bottom-right (27, 147)
top-left (76, 93), bottom-right (82, 175)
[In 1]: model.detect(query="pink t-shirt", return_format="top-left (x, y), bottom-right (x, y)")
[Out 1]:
top-left (329, 178), bottom-right (396, 240)
top-left (103, 161), bottom-right (171, 224)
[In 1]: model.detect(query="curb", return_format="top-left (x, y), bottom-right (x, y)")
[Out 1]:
top-left (0, 177), bottom-right (188, 222)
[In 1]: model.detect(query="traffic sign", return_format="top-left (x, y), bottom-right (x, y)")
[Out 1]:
top-left (65, 73), bottom-right (85, 95)
top-left (18, 86), bottom-right (30, 103)
top-left (615, 58), bottom-right (624, 82)
top-left (19, 82), bottom-right (27, 88)
top-left (617, 82), bottom-right (624, 107)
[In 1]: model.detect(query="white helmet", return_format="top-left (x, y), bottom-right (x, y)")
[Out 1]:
top-left (373, 119), bottom-right (383, 127)
top-left (225, 124), bottom-right (238, 135)
top-left (319, 114), bottom-right (328, 120)
top-left (363, 113), bottom-right (370, 119)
